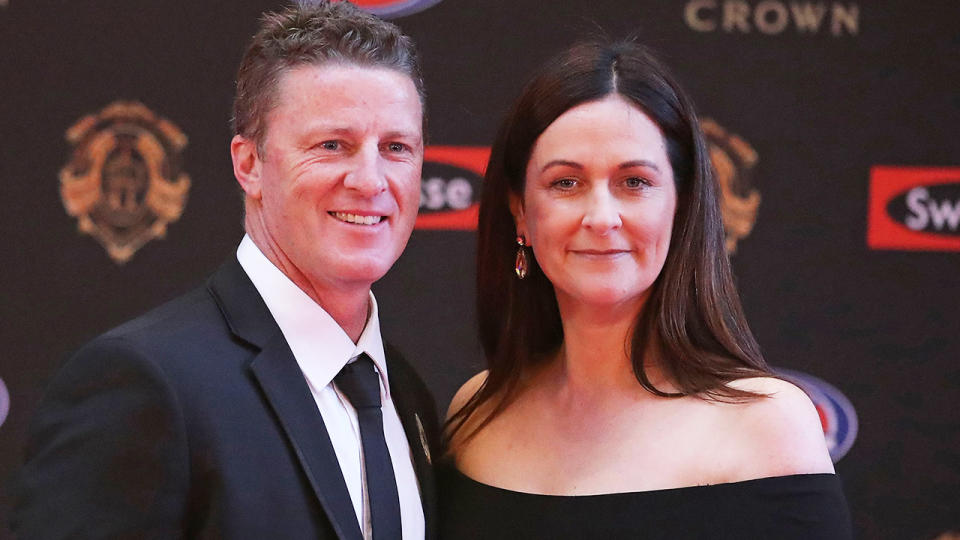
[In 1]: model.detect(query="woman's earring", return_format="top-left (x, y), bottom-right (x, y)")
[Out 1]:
top-left (515, 235), bottom-right (528, 279)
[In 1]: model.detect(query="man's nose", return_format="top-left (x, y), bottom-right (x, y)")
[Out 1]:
top-left (343, 144), bottom-right (387, 196)
top-left (581, 187), bottom-right (622, 234)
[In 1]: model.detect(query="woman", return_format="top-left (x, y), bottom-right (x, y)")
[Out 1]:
top-left (441, 40), bottom-right (852, 539)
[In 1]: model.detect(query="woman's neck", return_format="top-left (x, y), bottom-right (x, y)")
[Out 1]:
top-left (544, 290), bottom-right (678, 401)
top-left (547, 294), bottom-right (646, 401)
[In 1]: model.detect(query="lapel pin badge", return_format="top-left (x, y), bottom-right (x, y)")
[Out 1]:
top-left (415, 413), bottom-right (431, 465)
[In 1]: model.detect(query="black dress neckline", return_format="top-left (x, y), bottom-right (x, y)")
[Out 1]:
top-left (438, 462), bottom-right (853, 539)
top-left (447, 463), bottom-right (841, 499)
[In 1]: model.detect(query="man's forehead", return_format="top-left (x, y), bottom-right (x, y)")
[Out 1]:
top-left (278, 62), bottom-right (417, 96)
top-left (274, 63), bottom-right (420, 112)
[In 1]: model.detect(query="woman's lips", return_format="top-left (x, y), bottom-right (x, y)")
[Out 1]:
top-left (569, 249), bottom-right (631, 258)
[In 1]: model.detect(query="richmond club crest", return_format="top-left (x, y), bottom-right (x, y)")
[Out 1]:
top-left (60, 101), bottom-right (190, 264)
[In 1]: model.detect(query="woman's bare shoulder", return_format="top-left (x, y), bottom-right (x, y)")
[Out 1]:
top-left (719, 376), bottom-right (835, 477)
top-left (445, 370), bottom-right (489, 421)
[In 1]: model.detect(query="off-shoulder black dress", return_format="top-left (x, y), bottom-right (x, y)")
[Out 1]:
top-left (438, 464), bottom-right (852, 539)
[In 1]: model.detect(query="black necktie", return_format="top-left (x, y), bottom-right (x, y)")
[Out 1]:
top-left (334, 354), bottom-right (402, 540)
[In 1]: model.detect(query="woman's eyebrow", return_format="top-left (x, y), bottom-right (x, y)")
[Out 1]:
top-left (618, 159), bottom-right (661, 173)
top-left (540, 159), bottom-right (583, 173)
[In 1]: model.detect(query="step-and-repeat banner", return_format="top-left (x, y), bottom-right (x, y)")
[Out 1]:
top-left (0, 1), bottom-right (957, 538)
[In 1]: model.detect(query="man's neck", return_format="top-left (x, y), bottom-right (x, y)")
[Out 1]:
top-left (306, 288), bottom-right (370, 343)
top-left (246, 229), bottom-right (372, 343)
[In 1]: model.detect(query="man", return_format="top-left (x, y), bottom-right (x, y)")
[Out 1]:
top-left (12, 3), bottom-right (439, 539)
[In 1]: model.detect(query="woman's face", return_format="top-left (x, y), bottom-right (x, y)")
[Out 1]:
top-left (514, 95), bottom-right (677, 311)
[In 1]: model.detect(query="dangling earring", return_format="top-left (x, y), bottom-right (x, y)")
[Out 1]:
top-left (515, 235), bottom-right (528, 279)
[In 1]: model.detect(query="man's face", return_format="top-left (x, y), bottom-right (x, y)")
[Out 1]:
top-left (242, 63), bottom-right (423, 294)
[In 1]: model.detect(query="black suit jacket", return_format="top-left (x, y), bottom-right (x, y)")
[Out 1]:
top-left (12, 258), bottom-right (440, 539)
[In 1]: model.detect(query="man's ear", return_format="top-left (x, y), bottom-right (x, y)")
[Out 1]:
top-left (508, 192), bottom-right (527, 241)
top-left (231, 135), bottom-right (262, 200)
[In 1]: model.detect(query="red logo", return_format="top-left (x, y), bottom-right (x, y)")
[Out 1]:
top-left (415, 146), bottom-right (489, 230)
top-left (336, 0), bottom-right (443, 18)
top-left (868, 166), bottom-right (960, 251)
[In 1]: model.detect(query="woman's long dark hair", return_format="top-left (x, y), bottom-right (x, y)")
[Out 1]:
top-left (448, 40), bottom-right (771, 445)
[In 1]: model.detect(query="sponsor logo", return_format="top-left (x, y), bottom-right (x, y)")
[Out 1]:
top-left (868, 166), bottom-right (960, 251)
top-left (332, 0), bottom-right (443, 18)
top-left (684, 0), bottom-right (859, 36)
top-left (702, 119), bottom-right (761, 254)
top-left (0, 376), bottom-right (9, 429)
top-left (415, 146), bottom-right (488, 230)
top-left (776, 368), bottom-right (858, 462)
top-left (60, 101), bottom-right (190, 264)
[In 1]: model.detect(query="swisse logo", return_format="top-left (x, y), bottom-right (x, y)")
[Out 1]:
top-left (776, 368), bottom-right (858, 463)
top-left (684, 0), bottom-right (859, 36)
top-left (415, 146), bottom-right (489, 230)
top-left (334, 0), bottom-right (443, 18)
top-left (888, 185), bottom-right (960, 235)
top-left (868, 166), bottom-right (960, 251)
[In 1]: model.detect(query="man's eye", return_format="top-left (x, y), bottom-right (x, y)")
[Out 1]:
top-left (320, 140), bottom-right (340, 151)
top-left (387, 142), bottom-right (407, 153)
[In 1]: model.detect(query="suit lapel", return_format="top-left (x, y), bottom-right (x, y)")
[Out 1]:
top-left (250, 336), bottom-right (362, 540)
top-left (387, 356), bottom-right (437, 540)
top-left (209, 259), bottom-right (363, 540)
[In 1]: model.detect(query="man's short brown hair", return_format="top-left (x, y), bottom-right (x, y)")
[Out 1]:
top-left (232, 1), bottom-right (425, 153)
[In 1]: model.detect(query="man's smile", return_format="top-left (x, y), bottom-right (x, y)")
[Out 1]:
top-left (329, 211), bottom-right (386, 225)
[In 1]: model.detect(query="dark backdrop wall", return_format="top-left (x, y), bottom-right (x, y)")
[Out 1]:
top-left (1, 1), bottom-right (957, 538)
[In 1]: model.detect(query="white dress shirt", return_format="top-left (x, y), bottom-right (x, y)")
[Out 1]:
top-left (237, 235), bottom-right (424, 540)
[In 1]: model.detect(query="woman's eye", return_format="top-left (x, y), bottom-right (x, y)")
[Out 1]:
top-left (554, 178), bottom-right (577, 189)
top-left (320, 140), bottom-right (340, 151)
top-left (624, 177), bottom-right (647, 188)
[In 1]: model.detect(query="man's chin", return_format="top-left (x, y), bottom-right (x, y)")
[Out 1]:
top-left (318, 256), bottom-right (397, 288)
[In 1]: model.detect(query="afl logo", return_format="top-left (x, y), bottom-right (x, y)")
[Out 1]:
top-left (868, 166), bottom-right (960, 251)
top-left (776, 368), bottom-right (858, 462)
top-left (333, 0), bottom-right (443, 18)
top-left (0, 376), bottom-right (9, 429)
top-left (416, 146), bottom-right (489, 230)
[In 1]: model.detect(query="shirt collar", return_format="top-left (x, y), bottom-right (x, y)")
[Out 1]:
top-left (236, 235), bottom-right (390, 396)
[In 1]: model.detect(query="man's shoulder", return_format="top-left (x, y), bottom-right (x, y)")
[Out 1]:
top-left (53, 269), bottom-right (261, 409)
top-left (99, 282), bottom-right (225, 350)
top-left (73, 265), bottom-right (254, 378)
top-left (96, 258), bottom-right (261, 351)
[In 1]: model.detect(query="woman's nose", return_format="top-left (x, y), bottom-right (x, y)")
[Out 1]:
top-left (581, 188), bottom-right (622, 234)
